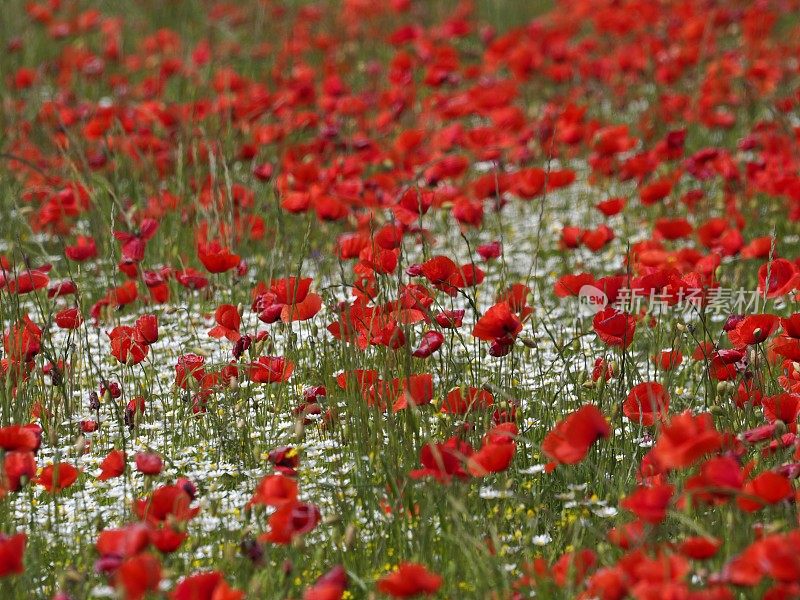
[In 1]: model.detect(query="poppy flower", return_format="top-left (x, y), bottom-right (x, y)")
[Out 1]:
top-left (0, 533), bottom-right (26, 577)
top-left (411, 331), bottom-right (445, 358)
top-left (249, 356), bottom-right (294, 383)
top-left (441, 387), bottom-right (493, 414)
top-left (65, 235), bottom-right (97, 262)
top-left (553, 272), bottom-right (596, 298)
top-left (135, 452), bottom-right (163, 475)
top-left (592, 308), bottom-right (636, 348)
top-left (197, 239), bottom-right (240, 273)
top-left (248, 474), bottom-right (298, 508)
top-left (596, 197), bottom-right (626, 216)
top-left (0, 425), bottom-right (40, 452)
top-left (654, 349), bottom-right (682, 371)
top-left (435, 310), bottom-right (464, 329)
top-left (171, 571), bottom-right (243, 600)
top-left (377, 562), bottom-right (442, 597)
top-left (6, 267), bottom-right (50, 295)
top-left (134, 315), bottom-right (159, 345)
top-left (134, 485), bottom-right (199, 525)
top-left (208, 304), bottom-right (241, 342)
top-left (621, 483), bottom-right (674, 523)
top-left (114, 219), bottom-right (158, 263)
top-left (35, 462), bottom-right (80, 493)
top-left (476, 241), bottom-right (502, 261)
top-left (467, 431), bottom-right (516, 477)
top-left (4, 451), bottom-right (36, 491)
top-left (109, 326), bottom-right (149, 365)
top-left (150, 526), bottom-right (187, 555)
top-left (260, 500), bottom-right (320, 544)
top-left (624, 382), bottom-right (669, 426)
top-left (541, 405), bottom-right (610, 466)
top-left (95, 524), bottom-right (150, 567)
top-left (728, 314), bottom-right (779, 347)
top-left (736, 471), bottom-right (793, 512)
top-left (472, 302), bottom-right (522, 345)
top-left (651, 411), bottom-right (722, 470)
top-left (409, 437), bottom-right (473, 483)
top-left (304, 565), bottom-right (348, 600)
top-left (115, 553), bottom-right (161, 600)
top-left (758, 258), bottom-right (798, 298)
top-left (763, 393), bottom-right (800, 432)
top-left (55, 307), bottom-right (83, 330)
top-left (175, 268), bottom-right (209, 290)
top-left (551, 549), bottom-right (597, 587)
top-left (98, 450), bottom-right (126, 481)
top-left (678, 536), bottom-right (721, 560)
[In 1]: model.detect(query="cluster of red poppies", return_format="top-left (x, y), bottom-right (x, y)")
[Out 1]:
top-left (4, 0), bottom-right (800, 598)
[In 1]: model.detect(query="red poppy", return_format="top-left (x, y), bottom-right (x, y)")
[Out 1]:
top-left (592, 308), bottom-right (636, 348)
top-left (115, 553), bottom-right (161, 600)
top-left (175, 353), bottom-right (206, 389)
top-left (65, 235), bottom-right (97, 262)
top-left (0, 533), bottom-right (26, 577)
top-left (441, 387), bottom-right (493, 414)
top-left (377, 562), bottom-right (442, 598)
top-left (259, 500), bottom-right (320, 544)
top-left (409, 437), bottom-right (473, 483)
top-left (248, 474), bottom-right (298, 508)
top-left (624, 382), bottom-right (669, 426)
top-left (0, 425), bottom-right (40, 452)
top-left (54, 307), bottom-right (83, 330)
top-left (467, 426), bottom-right (516, 477)
top-left (114, 219), bottom-right (158, 263)
top-left (249, 356), bottom-right (294, 383)
top-left (472, 302), bottom-right (522, 345)
top-left (541, 405), bottom-right (610, 467)
top-left (6, 267), bottom-right (50, 295)
top-left (98, 450), bottom-right (126, 481)
top-left (651, 411), bottom-right (722, 470)
top-left (551, 549), bottom-right (597, 587)
top-left (4, 451), bottom-right (36, 491)
top-left (411, 331), bottom-right (445, 358)
top-left (134, 314), bottom-right (159, 345)
top-left (197, 239), bottom-right (240, 273)
top-left (135, 452), bottom-right (163, 475)
top-left (737, 471), bottom-right (793, 512)
top-left (35, 462), bottom-right (80, 493)
top-left (678, 536), bottom-right (721, 560)
top-left (303, 565), bottom-right (348, 600)
top-left (208, 304), bottom-right (241, 342)
top-left (728, 314), bottom-right (779, 347)
top-left (758, 258), bottom-right (798, 298)
top-left (109, 326), bottom-right (149, 365)
top-left (171, 571), bottom-right (244, 600)
top-left (763, 393), bottom-right (800, 432)
top-left (621, 483), bottom-right (674, 523)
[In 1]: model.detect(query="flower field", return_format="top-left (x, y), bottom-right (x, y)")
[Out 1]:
top-left (2, 0), bottom-right (800, 598)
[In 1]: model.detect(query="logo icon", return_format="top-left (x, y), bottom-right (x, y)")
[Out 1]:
top-left (577, 284), bottom-right (608, 315)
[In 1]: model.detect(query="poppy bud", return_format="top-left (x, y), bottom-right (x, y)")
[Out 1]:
top-left (89, 391), bottom-right (100, 410)
top-left (253, 163), bottom-right (274, 181)
top-left (232, 334), bottom-right (252, 359)
top-left (240, 537), bottom-right (263, 564)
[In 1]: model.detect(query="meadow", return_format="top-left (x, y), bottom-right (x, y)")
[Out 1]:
top-left (1, 0), bottom-right (800, 598)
